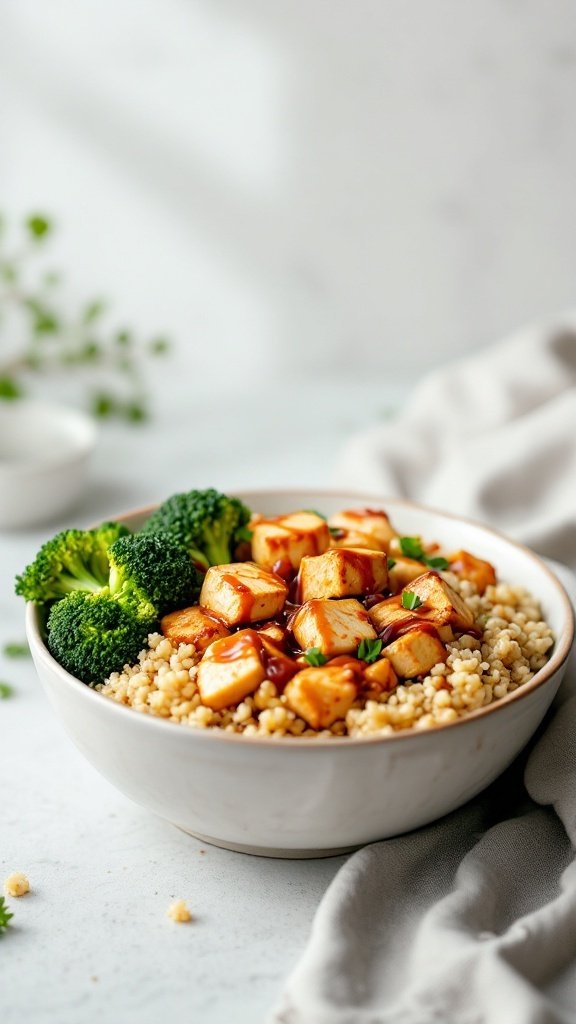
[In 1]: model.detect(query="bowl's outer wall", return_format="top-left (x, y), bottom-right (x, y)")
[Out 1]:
top-left (27, 491), bottom-right (573, 852)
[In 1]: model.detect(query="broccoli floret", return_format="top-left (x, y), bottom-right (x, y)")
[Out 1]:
top-left (47, 591), bottom-right (151, 684)
top-left (141, 488), bottom-right (252, 570)
top-left (108, 532), bottom-right (202, 618)
top-left (15, 522), bottom-right (130, 604)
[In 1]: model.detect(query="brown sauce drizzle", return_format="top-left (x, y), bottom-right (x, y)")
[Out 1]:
top-left (220, 574), bottom-right (255, 621)
top-left (378, 617), bottom-right (443, 646)
top-left (210, 628), bottom-right (299, 690)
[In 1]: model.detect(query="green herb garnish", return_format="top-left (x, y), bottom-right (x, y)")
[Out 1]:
top-left (402, 591), bottom-right (423, 611)
top-left (399, 536), bottom-right (425, 560)
top-left (0, 682), bottom-right (13, 699)
top-left (3, 642), bottom-right (29, 658)
top-left (304, 647), bottom-right (328, 667)
top-left (302, 509), bottom-right (327, 520)
top-left (0, 897), bottom-right (14, 933)
top-left (424, 556), bottom-right (449, 571)
top-left (398, 537), bottom-right (448, 571)
top-left (387, 558), bottom-right (396, 570)
top-left (357, 638), bottom-right (383, 664)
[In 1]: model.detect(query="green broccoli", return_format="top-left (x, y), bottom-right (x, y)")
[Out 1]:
top-left (47, 591), bottom-right (151, 684)
top-left (15, 522), bottom-right (130, 604)
top-left (141, 488), bottom-right (252, 570)
top-left (108, 532), bottom-right (202, 617)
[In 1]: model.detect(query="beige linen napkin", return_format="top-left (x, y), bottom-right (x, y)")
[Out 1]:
top-left (271, 322), bottom-right (576, 1024)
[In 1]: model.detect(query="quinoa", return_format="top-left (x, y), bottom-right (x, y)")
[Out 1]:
top-left (97, 574), bottom-right (555, 739)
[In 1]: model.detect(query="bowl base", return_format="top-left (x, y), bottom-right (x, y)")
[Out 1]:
top-left (174, 824), bottom-right (360, 859)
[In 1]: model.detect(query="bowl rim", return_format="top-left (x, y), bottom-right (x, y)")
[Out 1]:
top-left (26, 489), bottom-right (575, 749)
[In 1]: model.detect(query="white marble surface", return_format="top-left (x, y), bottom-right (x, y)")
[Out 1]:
top-left (1, 381), bottom-right (403, 1024)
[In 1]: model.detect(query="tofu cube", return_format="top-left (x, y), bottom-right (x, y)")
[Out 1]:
top-left (299, 547), bottom-right (388, 602)
top-left (257, 622), bottom-right (286, 645)
top-left (369, 595), bottom-right (412, 633)
top-left (363, 657), bottom-right (398, 693)
top-left (161, 605), bottom-right (230, 653)
top-left (405, 572), bottom-right (475, 632)
top-left (251, 512), bottom-right (330, 570)
top-left (197, 630), bottom-right (266, 710)
top-left (291, 598), bottom-right (377, 657)
top-left (284, 666), bottom-right (358, 729)
top-left (329, 528), bottom-right (381, 550)
top-left (199, 562), bottom-right (287, 626)
top-left (369, 595), bottom-right (454, 644)
top-left (385, 631), bottom-right (447, 679)
top-left (448, 550), bottom-right (497, 595)
top-left (328, 508), bottom-right (396, 551)
top-left (388, 557), bottom-right (427, 594)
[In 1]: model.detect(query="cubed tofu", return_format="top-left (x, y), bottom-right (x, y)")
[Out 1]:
top-left (385, 630), bottom-right (447, 678)
top-left (405, 572), bottom-right (475, 632)
top-left (161, 605), bottom-right (230, 653)
top-left (284, 666), bottom-right (358, 729)
top-left (251, 512), bottom-right (330, 570)
top-left (449, 550), bottom-right (497, 595)
top-left (291, 598), bottom-right (376, 657)
top-left (257, 622), bottom-right (286, 645)
top-left (329, 528), bottom-right (382, 551)
top-left (363, 657), bottom-right (398, 692)
top-left (328, 508), bottom-right (396, 551)
top-left (199, 562), bottom-right (287, 626)
top-left (197, 630), bottom-right (266, 710)
top-left (369, 594), bottom-right (454, 644)
top-left (369, 595), bottom-right (411, 633)
top-left (299, 547), bottom-right (388, 602)
top-left (388, 557), bottom-right (427, 593)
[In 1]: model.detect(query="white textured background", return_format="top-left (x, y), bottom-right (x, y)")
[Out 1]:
top-left (3, 0), bottom-right (576, 394)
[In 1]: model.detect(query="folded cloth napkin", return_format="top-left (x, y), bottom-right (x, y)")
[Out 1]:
top-left (270, 321), bottom-right (576, 1024)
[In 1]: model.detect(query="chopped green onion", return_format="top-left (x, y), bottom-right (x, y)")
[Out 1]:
top-left (387, 558), bottom-right (396, 571)
top-left (3, 642), bottom-right (29, 658)
top-left (0, 682), bottom-right (13, 699)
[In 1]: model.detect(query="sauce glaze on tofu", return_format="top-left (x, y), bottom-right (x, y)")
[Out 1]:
top-left (160, 505), bottom-right (501, 732)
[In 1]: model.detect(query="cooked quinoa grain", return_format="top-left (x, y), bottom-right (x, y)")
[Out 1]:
top-left (98, 574), bottom-right (554, 738)
top-left (167, 900), bottom-right (192, 923)
top-left (4, 873), bottom-right (30, 897)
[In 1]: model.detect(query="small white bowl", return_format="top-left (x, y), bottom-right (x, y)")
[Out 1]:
top-left (26, 491), bottom-right (575, 857)
top-left (0, 400), bottom-right (97, 529)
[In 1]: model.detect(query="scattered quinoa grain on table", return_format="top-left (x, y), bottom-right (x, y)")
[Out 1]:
top-left (4, 873), bottom-right (30, 897)
top-left (167, 900), bottom-right (192, 923)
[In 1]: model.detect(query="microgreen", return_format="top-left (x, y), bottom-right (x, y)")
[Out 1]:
top-left (357, 638), bottom-right (383, 664)
top-left (0, 897), bottom-right (13, 933)
top-left (402, 591), bottom-right (423, 611)
top-left (304, 648), bottom-right (327, 667)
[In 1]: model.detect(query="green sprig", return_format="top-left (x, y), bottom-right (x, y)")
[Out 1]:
top-left (0, 212), bottom-right (172, 423)
top-left (0, 897), bottom-right (14, 933)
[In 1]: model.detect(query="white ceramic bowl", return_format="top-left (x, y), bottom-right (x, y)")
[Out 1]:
top-left (0, 400), bottom-right (97, 529)
top-left (26, 491), bottom-right (574, 857)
